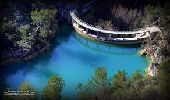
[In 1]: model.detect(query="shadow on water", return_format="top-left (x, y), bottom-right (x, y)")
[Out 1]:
top-left (1, 22), bottom-right (72, 67)
top-left (0, 22), bottom-right (72, 98)
top-left (73, 32), bottom-right (142, 55)
top-left (29, 22), bottom-right (72, 66)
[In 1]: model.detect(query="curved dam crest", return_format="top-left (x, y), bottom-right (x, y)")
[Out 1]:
top-left (70, 11), bottom-right (161, 44)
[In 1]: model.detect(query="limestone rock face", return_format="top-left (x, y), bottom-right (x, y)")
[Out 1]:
top-left (141, 43), bottom-right (164, 76)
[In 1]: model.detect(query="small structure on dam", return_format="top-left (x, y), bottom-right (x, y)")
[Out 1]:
top-left (70, 11), bottom-right (161, 44)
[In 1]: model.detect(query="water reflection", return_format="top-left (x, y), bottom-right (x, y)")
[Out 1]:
top-left (74, 32), bottom-right (141, 55)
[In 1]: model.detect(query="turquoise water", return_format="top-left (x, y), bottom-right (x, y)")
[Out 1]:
top-left (1, 24), bottom-right (148, 97)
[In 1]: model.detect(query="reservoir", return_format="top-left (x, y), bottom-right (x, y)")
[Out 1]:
top-left (0, 24), bottom-right (148, 97)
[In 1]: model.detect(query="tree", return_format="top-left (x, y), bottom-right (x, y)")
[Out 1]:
top-left (42, 76), bottom-right (64, 100)
top-left (4, 82), bottom-right (38, 100)
top-left (111, 4), bottom-right (143, 30)
top-left (111, 70), bottom-right (127, 90)
top-left (95, 19), bottom-right (116, 31)
top-left (132, 70), bottom-right (143, 81)
top-left (142, 5), bottom-right (154, 27)
top-left (1, 16), bottom-right (17, 41)
top-left (16, 24), bottom-right (34, 51)
top-left (91, 67), bottom-right (110, 99)
top-left (76, 67), bottom-right (161, 100)
top-left (31, 9), bottom-right (57, 25)
top-left (76, 67), bottom-right (110, 100)
top-left (18, 82), bottom-right (38, 100)
top-left (158, 59), bottom-right (170, 99)
top-left (18, 24), bottom-right (30, 35)
top-left (31, 9), bottom-right (58, 39)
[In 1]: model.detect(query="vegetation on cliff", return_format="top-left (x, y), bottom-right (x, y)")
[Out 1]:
top-left (0, 1), bottom-right (58, 62)
top-left (141, 2), bottom-right (170, 76)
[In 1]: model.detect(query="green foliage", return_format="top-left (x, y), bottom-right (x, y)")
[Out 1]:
top-left (142, 4), bottom-right (170, 58)
top-left (95, 19), bottom-right (115, 30)
top-left (16, 24), bottom-right (34, 51)
top-left (132, 70), bottom-right (143, 81)
top-left (16, 39), bottom-right (33, 51)
top-left (18, 82), bottom-right (38, 100)
top-left (4, 82), bottom-right (38, 100)
top-left (31, 9), bottom-right (58, 39)
top-left (111, 70), bottom-right (127, 90)
top-left (1, 16), bottom-right (17, 41)
top-left (92, 67), bottom-right (108, 86)
top-left (1, 17), bottom-right (16, 32)
top-left (110, 4), bottom-right (143, 30)
top-left (142, 5), bottom-right (162, 27)
top-left (158, 59), bottom-right (170, 99)
top-left (31, 9), bottom-right (57, 25)
top-left (76, 67), bottom-right (110, 99)
top-left (19, 82), bottom-right (36, 91)
top-left (42, 75), bottom-right (64, 100)
top-left (77, 67), bottom-right (160, 100)
top-left (19, 24), bottom-right (30, 35)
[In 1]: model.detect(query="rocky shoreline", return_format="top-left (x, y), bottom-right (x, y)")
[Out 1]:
top-left (139, 44), bottom-right (163, 76)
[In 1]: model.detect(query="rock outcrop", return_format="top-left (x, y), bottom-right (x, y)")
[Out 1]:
top-left (139, 30), bottom-right (167, 76)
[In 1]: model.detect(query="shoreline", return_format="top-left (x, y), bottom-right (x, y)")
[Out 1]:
top-left (0, 42), bottom-right (50, 66)
top-left (0, 21), bottom-right (60, 67)
top-left (139, 47), bottom-right (160, 76)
